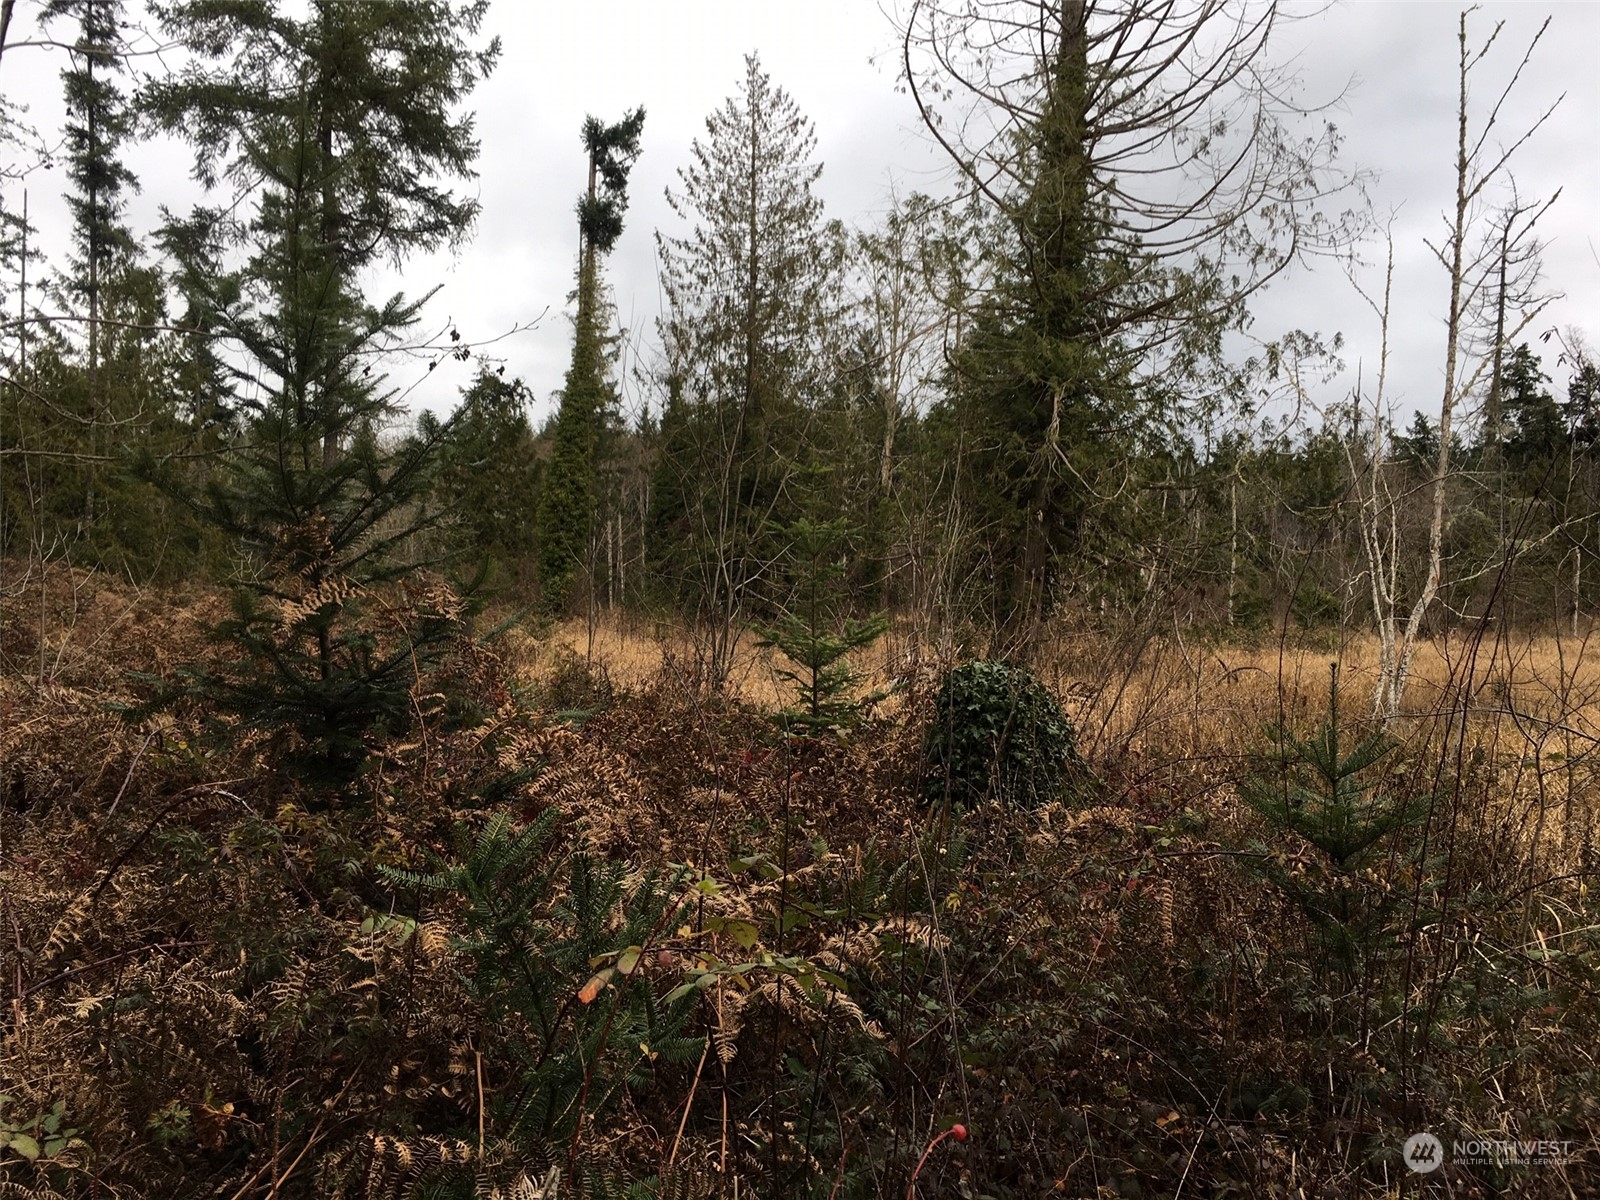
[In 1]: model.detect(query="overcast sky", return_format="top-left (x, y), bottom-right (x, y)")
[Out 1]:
top-left (4, 1), bottom-right (1597, 435)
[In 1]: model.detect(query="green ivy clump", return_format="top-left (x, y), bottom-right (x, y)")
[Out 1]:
top-left (923, 661), bottom-right (1079, 809)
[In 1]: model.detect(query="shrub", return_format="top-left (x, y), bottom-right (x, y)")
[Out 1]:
top-left (922, 660), bottom-right (1079, 809)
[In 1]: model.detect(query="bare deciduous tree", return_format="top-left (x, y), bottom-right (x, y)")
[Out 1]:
top-left (1346, 11), bottom-right (1560, 718)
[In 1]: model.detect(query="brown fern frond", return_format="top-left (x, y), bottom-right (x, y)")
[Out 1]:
top-left (0, 1184), bottom-right (70, 1199)
top-left (489, 1166), bottom-right (562, 1200)
top-left (361, 1132), bottom-right (476, 1200)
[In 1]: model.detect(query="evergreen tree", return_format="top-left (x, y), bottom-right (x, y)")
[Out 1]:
top-left (145, 0), bottom-right (498, 455)
top-left (758, 466), bottom-right (888, 737)
top-left (1500, 343), bottom-right (1564, 472)
top-left (44, 0), bottom-right (140, 341)
top-left (431, 368), bottom-right (539, 580)
top-left (146, 0), bottom-right (497, 270)
top-left (1565, 352), bottom-right (1600, 450)
top-left (1394, 411), bottom-right (1440, 469)
top-left (535, 109), bottom-right (644, 612)
top-left (949, 15), bottom-right (1136, 638)
top-left (1476, 343), bottom-right (1568, 619)
top-left (1563, 350), bottom-right (1600, 625)
top-left (3, 0), bottom-right (187, 571)
top-left (650, 55), bottom-right (838, 682)
top-left (146, 105), bottom-right (457, 784)
top-left (138, 0), bottom-right (499, 789)
top-left (903, 0), bottom-right (1354, 642)
top-left (1241, 664), bottom-right (1430, 992)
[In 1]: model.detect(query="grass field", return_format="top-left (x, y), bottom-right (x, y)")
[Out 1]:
top-left (512, 609), bottom-right (1600, 878)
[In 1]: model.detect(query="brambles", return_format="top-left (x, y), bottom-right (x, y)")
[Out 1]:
top-left (922, 660), bottom-right (1081, 809)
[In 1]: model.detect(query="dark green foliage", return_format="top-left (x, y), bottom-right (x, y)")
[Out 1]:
top-left (137, 25), bottom-right (488, 792)
top-left (43, 0), bottom-right (139, 292)
top-left (536, 300), bottom-right (607, 613)
top-left (1500, 342), bottom-right (1565, 471)
top-left (648, 56), bottom-right (836, 683)
top-left (429, 369), bottom-right (539, 578)
top-left (387, 811), bottom-right (703, 1156)
top-left (923, 660), bottom-right (1080, 809)
top-left (1291, 582), bottom-right (1341, 629)
top-left (144, 0), bottom-right (494, 453)
top-left (152, 569), bottom-right (472, 788)
top-left (950, 17), bottom-right (1136, 632)
top-left (5, 271), bottom-right (199, 576)
top-left (0, 0), bottom-right (205, 577)
top-left (536, 110), bottom-right (645, 613)
top-left (1394, 410), bottom-right (1441, 468)
top-left (140, 115), bottom-right (463, 789)
top-left (1240, 664), bottom-right (1431, 987)
top-left (760, 605), bottom-right (889, 738)
top-left (1242, 669), bottom-right (1424, 868)
top-left (576, 109), bottom-right (647, 254)
top-left (758, 467), bottom-right (896, 732)
top-left (145, 0), bottom-right (500, 270)
top-left (127, 0), bottom-right (503, 792)
top-left (1566, 353), bottom-right (1600, 447)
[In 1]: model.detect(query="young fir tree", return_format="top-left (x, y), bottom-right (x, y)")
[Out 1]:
top-left (758, 467), bottom-right (888, 737)
top-left (1240, 664), bottom-right (1430, 989)
top-left (146, 103), bottom-right (465, 789)
top-left (535, 109), bottom-right (644, 612)
top-left (139, 2), bottom-right (499, 790)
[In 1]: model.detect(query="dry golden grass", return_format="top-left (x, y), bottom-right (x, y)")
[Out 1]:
top-left (512, 613), bottom-right (1600, 736)
top-left (503, 611), bottom-right (1600, 880)
top-left (502, 614), bottom-right (799, 708)
top-left (7, 561), bottom-right (1597, 878)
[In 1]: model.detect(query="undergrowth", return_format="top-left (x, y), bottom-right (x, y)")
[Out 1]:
top-left (2, 572), bottom-right (1597, 1197)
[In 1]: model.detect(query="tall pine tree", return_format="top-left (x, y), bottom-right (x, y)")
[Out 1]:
top-left (650, 55), bottom-right (838, 684)
top-left (6, 0), bottom-right (178, 570)
top-left (535, 109), bottom-right (644, 612)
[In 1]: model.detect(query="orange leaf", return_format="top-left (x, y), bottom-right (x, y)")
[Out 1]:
top-left (579, 968), bottom-right (615, 1004)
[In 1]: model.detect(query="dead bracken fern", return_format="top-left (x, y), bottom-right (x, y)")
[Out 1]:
top-left (0, 1185), bottom-right (70, 1200)
top-left (318, 1132), bottom-right (475, 1200)
top-left (4, 579), bottom-right (1600, 1197)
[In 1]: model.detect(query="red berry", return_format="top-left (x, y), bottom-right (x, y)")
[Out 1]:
top-left (950, 1124), bottom-right (969, 1142)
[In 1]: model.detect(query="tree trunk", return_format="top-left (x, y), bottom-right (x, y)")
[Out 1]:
top-left (0, 0), bottom-right (16, 78)
top-left (1227, 473), bottom-right (1238, 626)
